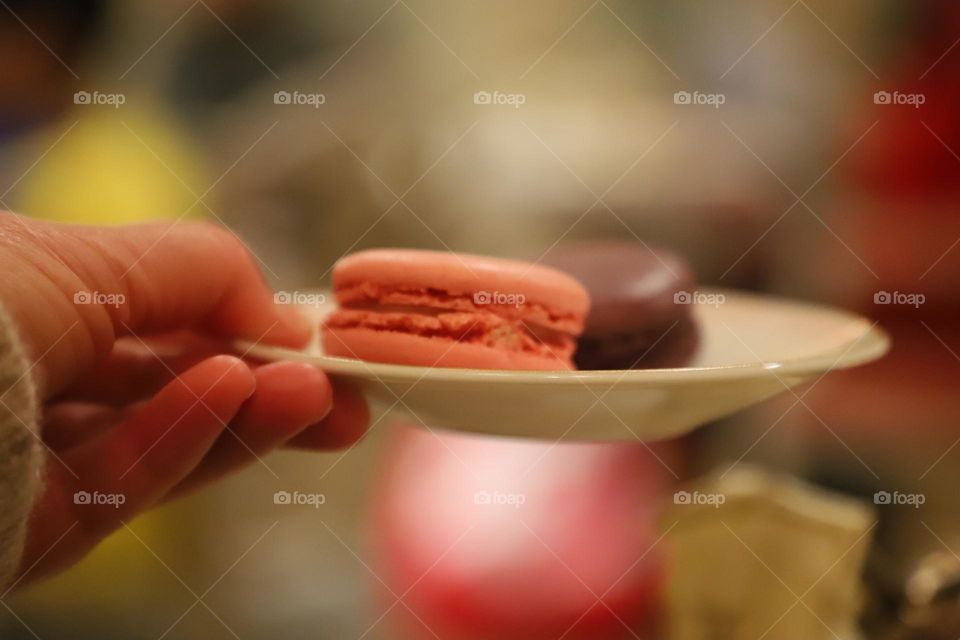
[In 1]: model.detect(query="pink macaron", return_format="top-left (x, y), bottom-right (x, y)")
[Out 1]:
top-left (321, 249), bottom-right (590, 370)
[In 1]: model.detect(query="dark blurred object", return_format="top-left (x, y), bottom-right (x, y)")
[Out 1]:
top-left (542, 242), bottom-right (699, 369)
top-left (865, 550), bottom-right (960, 639)
top-left (0, 0), bottom-right (104, 56)
top-left (169, 4), bottom-right (315, 117)
top-left (899, 551), bottom-right (960, 637)
top-left (0, 0), bottom-right (105, 137)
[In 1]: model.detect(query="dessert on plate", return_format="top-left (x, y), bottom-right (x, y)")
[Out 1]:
top-left (542, 241), bottom-right (700, 369)
top-left (322, 248), bottom-right (590, 370)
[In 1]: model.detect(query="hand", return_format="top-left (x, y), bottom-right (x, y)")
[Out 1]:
top-left (0, 213), bottom-right (368, 586)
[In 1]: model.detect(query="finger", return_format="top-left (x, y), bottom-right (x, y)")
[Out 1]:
top-left (286, 380), bottom-right (370, 450)
top-left (169, 362), bottom-right (333, 498)
top-left (53, 333), bottom-right (222, 407)
top-left (42, 402), bottom-right (128, 451)
top-left (42, 333), bottom-right (220, 450)
top-left (79, 221), bottom-right (311, 345)
top-left (90, 354), bottom-right (256, 511)
top-left (21, 355), bottom-right (256, 584)
top-left (30, 220), bottom-right (312, 396)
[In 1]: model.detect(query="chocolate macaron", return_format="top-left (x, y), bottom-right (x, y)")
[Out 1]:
top-left (542, 242), bottom-right (699, 369)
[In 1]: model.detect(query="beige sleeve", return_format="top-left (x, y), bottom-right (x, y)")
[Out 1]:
top-left (0, 304), bottom-right (42, 588)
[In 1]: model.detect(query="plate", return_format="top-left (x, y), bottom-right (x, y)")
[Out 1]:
top-left (240, 289), bottom-right (888, 441)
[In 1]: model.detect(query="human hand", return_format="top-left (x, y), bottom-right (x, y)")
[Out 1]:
top-left (0, 213), bottom-right (368, 586)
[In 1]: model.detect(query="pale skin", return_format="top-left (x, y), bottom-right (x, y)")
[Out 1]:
top-left (0, 212), bottom-right (368, 586)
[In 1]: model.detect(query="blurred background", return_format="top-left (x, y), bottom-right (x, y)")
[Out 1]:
top-left (2, 0), bottom-right (960, 637)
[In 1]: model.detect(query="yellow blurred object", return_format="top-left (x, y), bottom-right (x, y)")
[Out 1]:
top-left (12, 106), bottom-right (208, 224)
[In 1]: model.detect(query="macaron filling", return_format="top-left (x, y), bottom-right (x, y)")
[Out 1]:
top-left (326, 283), bottom-right (578, 360)
top-left (333, 282), bottom-right (584, 335)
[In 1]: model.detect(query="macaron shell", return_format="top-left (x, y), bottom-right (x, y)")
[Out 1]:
top-left (325, 308), bottom-right (574, 354)
top-left (322, 326), bottom-right (574, 371)
top-left (542, 243), bottom-right (695, 336)
top-left (332, 249), bottom-right (590, 319)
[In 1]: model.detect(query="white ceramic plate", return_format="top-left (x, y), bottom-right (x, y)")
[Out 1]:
top-left (240, 289), bottom-right (888, 441)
